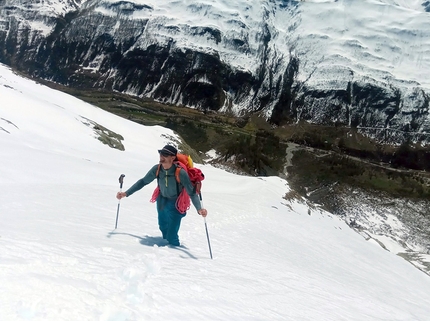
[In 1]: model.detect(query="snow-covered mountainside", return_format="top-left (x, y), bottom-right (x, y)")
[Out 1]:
top-left (0, 0), bottom-right (429, 143)
top-left (2, 62), bottom-right (430, 320)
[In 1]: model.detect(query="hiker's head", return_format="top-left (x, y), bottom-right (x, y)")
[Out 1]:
top-left (158, 145), bottom-right (177, 168)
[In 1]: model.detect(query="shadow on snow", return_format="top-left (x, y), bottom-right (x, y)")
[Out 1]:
top-left (107, 231), bottom-right (198, 259)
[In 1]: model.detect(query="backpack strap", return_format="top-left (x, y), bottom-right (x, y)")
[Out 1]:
top-left (194, 181), bottom-right (202, 194)
top-left (174, 164), bottom-right (183, 196)
top-left (155, 164), bottom-right (161, 186)
top-left (174, 166), bottom-right (181, 183)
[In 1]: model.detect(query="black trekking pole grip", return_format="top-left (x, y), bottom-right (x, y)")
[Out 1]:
top-left (119, 174), bottom-right (125, 189)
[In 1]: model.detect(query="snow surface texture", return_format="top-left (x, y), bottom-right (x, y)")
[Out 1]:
top-left (1, 62), bottom-right (430, 320)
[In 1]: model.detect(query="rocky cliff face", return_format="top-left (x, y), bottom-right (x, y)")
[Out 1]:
top-left (1, 0), bottom-right (429, 144)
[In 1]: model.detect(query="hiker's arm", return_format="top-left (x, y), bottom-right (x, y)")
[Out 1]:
top-left (189, 191), bottom-right (208, 217)
top-left (124, 165), bottom-right (158, 197)
top-left (190, 193), bottom-right (202, 211)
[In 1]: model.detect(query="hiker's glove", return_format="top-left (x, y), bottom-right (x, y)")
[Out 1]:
top-left (198, 209), bottom-right (207, 217)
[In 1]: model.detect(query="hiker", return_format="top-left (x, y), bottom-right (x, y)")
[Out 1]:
top-left (116, 145), bottom-right (208, 246)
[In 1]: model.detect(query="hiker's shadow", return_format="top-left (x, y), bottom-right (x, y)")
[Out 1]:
top-left (107, 231), bottom-right (198, 259)
top-left (108, 231), bottom-right (168, 246)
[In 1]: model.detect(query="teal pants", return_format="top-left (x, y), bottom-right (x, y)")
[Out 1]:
top-left (156, 196), bottom-right (186, 246)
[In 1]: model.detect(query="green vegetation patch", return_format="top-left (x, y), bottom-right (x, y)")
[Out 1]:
top-left (287, 149), bottom-right (430, 205)
top-left (81, 117), bottom-right (125, 151)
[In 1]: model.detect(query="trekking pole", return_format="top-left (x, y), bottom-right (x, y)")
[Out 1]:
top-left (115, 174), bottom-right (125, 229)
top-left (199, 193), bottom-right (213, 259)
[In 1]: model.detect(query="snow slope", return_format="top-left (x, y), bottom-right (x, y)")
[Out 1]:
top-left (296, 0), bottom-right (430, 89)
top-left (1, 63), bottom-right (430, 320)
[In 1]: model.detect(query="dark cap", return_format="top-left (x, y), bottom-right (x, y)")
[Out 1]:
top-left (158, 145), bottom-right (177, 156)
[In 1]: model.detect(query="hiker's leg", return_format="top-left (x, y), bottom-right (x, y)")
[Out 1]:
top-left (157, 196), bottom-right (169, 239)
top-left (166, 212), bottom-right (184, 246)
top-left (165, 200), bottom-right (186, 246)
